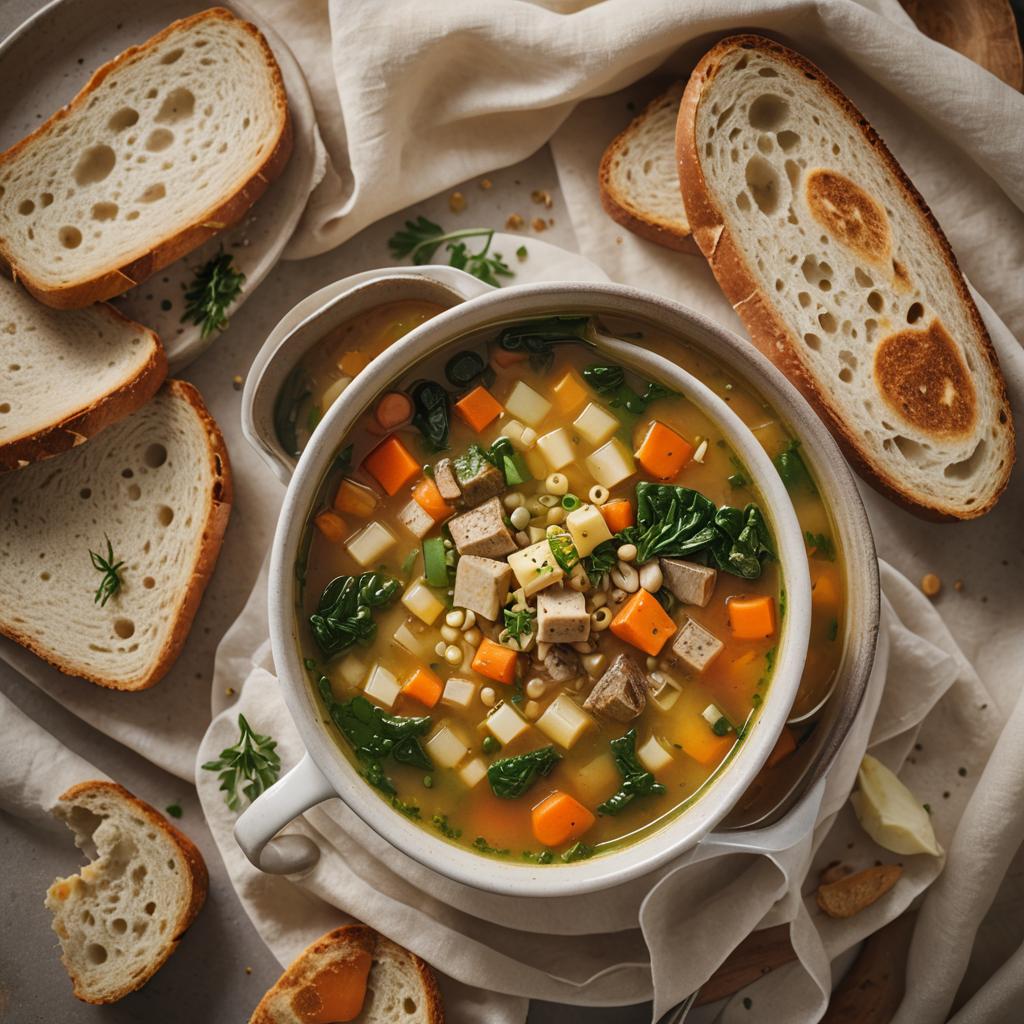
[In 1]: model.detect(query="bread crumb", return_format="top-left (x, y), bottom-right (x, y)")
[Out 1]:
top-left (505, 213), bottom-right (524, 230)
top-left (531, 189), bottom-right (553, 209)
top-left (225, 686), bottom-right (236, 697)
top-left (954, 579), bottom-right (964, 592)
top-left (921, 573), bottom-right (941, 598)
top-left (245, 966), bottom-right (252, 975)
top-left (449, 191), bottom-right (466, 213)
top-left (479, 178), bottom-right (493, 190)
top-left (531, 217), bottom-right (547, 232)
top-left (232, 375), bottom-right (243, 391)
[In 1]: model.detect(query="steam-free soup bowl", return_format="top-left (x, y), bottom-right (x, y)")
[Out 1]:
top-left (236, 278), bottom-right (876, 898)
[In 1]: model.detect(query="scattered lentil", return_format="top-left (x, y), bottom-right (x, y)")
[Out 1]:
top-left (449, 191), bottom-right (466, 213)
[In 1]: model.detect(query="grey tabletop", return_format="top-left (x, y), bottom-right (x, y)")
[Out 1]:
top-left (0, 0), bottom-right (650, 1021)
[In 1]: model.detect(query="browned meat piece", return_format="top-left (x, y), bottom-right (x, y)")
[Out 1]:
top-left (452, 555), bottom-right (511, 621)
top-left (434, 458), bottom-right (462, 503)
top-left (536, 587), bottom-right (590, 644)
top-left (456, 458), bottom-right (505, 507)
top-left (583, 653), bottom-right (648, 721)
top-left (660, 558), bottom-right (717, 607)
top-left (542, 644), bottom-right (578, 682)
top-left (447, 497), bottom-right (516, 558)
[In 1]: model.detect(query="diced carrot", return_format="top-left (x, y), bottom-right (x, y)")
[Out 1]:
top-left (728, 595), bottom-right (776, 639)
top-left (402, 665), bottom-right (443, 708)
top-left (811, 568), bottom-right (840, 612)
top-left (411, 477), bottom-right (453, 523)
top-left (334, 478), bottom-right (378, 518)
top-left (599, 498), bottom-right (634, 533)
top-left (531, 790), bottom-right (595, 848)
top-left (375, 391), bottom-right (413, 430)
top-left (338, 349), bottom-right (370, 376)
top-left (491, 348), bottom-right (528, 369)
top-left (765, 726), bottom-right (797, 769)
top-left (610, 588), bottom-right (677, 656)
top-left (454, 385), bottom-right (503, 432)
top-left (675, 713), bottom-right (734, 767)
top-left (362, 435), bottom-right (420, 496)
top-left (634, 421), bottom-right (695, 480)
top-left (552, 371), bottom-right (588, 412)
top-left (471, 638), bottom-right (519, 685)
top-left (314, 511), bottom-right (347, 543)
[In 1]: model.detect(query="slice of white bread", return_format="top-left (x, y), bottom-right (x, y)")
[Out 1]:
top-left (0, 7), bottom-right (291, 309)
top-left (599, 82), bottom-right (697, 254)
top-left (0, 380), bottom-right (231, 689)
top-left (0, 276), bottom-right (166, 471)
top-left (677, 35), bottom-right (1015, 520)
top-left (45, 781), bottom-right (208, 1004)
top-left (249, 925), bottom-right (445, 1024)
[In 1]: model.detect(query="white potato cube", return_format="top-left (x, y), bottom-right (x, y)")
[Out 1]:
top-left (702, 703), bottom-right (726, 727)
top-left (536, 427), bottom-right (576, 471)
top-left (393, 620), bottom-right (437, 660)
top-left (486, 701), bottom-right (531, 745)
top-left (505, 381), bottom-right (552, 426)
top-left (565, 503), bottom-right (613, 557)
top-left (528, 526), bottom-right (547, 544)
top-left (441, 676), bottom-right (477, 709)
top-left (573, 402), bottom-right (619, 446)
top-left (337, 654), bottom-right (367, 688)
top-left (426, 724), bottom-right (470, 768)
top-left (637, 735), bottom-right (675, 773)
top-left (585, 438), bottom-right (636, 489)
top-left (535, 694), bottom-right (594, 749)
top-left (524, 447), bottom-right (549, 481)
top-left (507, 540), bottom-right (565, 597)
top-left (458, 756), bottom-right (488, 788)
top-left (363, 664), bottom-right (401, 709)
top-left (574, 752), bottom-right (620, 806)
top-left (499, 419), bottom-right (533, 449)
top-left (397, 499), bottom-right (435, 539)
top-left (401, 579), bottom-right (446, 625)
top-left (346, 522), bottom-right (396, 567)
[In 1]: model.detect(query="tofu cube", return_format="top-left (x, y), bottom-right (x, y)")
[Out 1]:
top-left (402, 579), bottom-right (446, 625)
top-left (346, 522), bottom-right (396, 567)
top-left (637, 735), bottom-right (675, 773)
top-left (507, 539), bottom-right (565, 597)
top-left (441, 676), bottom-right (477, 709)
top-left (565, 503), bottom-right (613, 557)
top-left (671, 619), bottom-right (724, 674)
top-left (535, 694), bottom-right (594, 749)
top-left (336, 654), bottom-right (367, 688)
top-left (458, 756), bottom-right (488, 788)
top-left (574, 402), bottom-right (619, 446)
top-left (485, 701), bottom-right (531, 745)
top-left (585, 438), bottom-right (636, 489)
top-left (363, 664), bottom-right (401, 708)
top-left (397, 499), bottom-right (435, 539)
top-left (536, 587), bottom-right (590, 644)
top-left (505, 381), bottom-right (551, 426)
top-left (536, 428), bottom-right (576, 471)
top-left (426, 724), bottom-right (470, 768)
top-left (552, 371), bottom-right (588, 412)
top-left (523, 447), bottom-right (549, 481)
top-left (447, 497), bottom-right (516, 558)
top-left (453, 555), bottom-right (512, 622)
top-left (393, 620), bottom-right (437, 660)
top-left (660, 559), bottom-right (717, 607)
top-left (499, 419), bottom-right (534, 450)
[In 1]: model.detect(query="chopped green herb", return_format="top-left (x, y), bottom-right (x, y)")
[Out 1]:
top-left (516, 245), bottom-right (529, 261)
top-left (304, 657), bottom-right (317, 671)
top-left (805, 531), bottom-right (836, 561)
top-left (388, 217), bottom-right (515, 286)
top-left (582, 539), bottom-right (618, 583)
top-left (422, 775), bottom-right (434, 789)
top-left (711, 716), bottom-right (733, 737)
top-left (488, 746), bottom-right (561, 799)
top-left (765, 647), bottom-right (777, 672)
top-left (522, 849), bottom-right (554, 864)
top-left (562, 841), bottom-right (595, 862)
top-left (391, 796), bottom-right (421, 819)
top-left (482, 735), bottom-right (501, 755)
top-left (473, 836), bottom-right (511, 856)
top-left (503, 605), bottom-right (536, 642)
top-left (201, 714), bottom-right (281, 812)
top-left (165, 803), bottom-right (183, 819)
top-left (181, 247), bottom-right (245, 339)
top-left (827, 617), bottom-right (839, 641)
top-left (432, 814), bottom-right (462, 840)
top-left (88, 536), bottom-right (125, 607)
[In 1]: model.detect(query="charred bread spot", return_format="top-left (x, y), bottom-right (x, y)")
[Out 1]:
top-left (805, 168), bottom-right (890, 265)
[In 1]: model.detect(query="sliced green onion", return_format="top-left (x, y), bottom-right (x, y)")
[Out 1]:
top-left (561, 493), bottom-right (581, 511)
top-left (548, 533), bottom-right (580, 572)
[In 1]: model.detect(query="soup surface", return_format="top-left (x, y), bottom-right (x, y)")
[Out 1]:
top-left (296, 314), bottom-right (844, 864)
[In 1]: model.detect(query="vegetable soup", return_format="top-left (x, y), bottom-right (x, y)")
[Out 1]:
top-left (295, 314), bottom-right (845, 864)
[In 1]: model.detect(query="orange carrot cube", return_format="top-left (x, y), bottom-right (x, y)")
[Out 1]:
top-left (471, 638), bottom-right (519, 685)
top-left (635, 421), bottom-right (695, 480)
top-left (402, 665), bottom-right (444, 708)
top-left (362, 435), bottom-right (420, 496)
top-left (454, 386), bottom-right (503, 432)
top-left (531, 790), bottom-right (595, 847)
top-left (314, 510), bottom-right (347, 543)
top-left (728, 595), bottom-right (776, 639)
top-left (552, 371), bottom-right (588, 412)
top-left (598, 498), bottom-right (634, 534)
top-left (676, 713), bottom-right (734, 767)
top-left (412, 477), bottom-right (453, 523)
top-left (811, 568), bottom-right (840, 612)
top-left (610, 588), bottom-right (677, 655)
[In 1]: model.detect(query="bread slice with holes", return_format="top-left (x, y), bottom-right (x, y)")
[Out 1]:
top-left (0, 379), bottom-right (231, 689)
top-left (677, 35), bottom-right (1015, 520)
top-left (0, 7), bottom-right (291, 309)
top-left (249, 925), bottom-right (445, 1024)
top-left (45, 781), bottom-right (208, 1004)
top-left (599, 82), bottom-right (698, 253)
top-left (0, 276), bottom-right (166, 471)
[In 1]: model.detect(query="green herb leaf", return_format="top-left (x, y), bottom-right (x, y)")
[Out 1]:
top-left (582, 539), bottom-right (617, 584)
top-left (805, 531), bottom-right (836, 561)
top-left (522, 849), bottom-right (554, 864)
top-left (88, 535), bottom-right (125, 607)
top-left (409, 380), bottom-right (451, 451)
top-left (165, 803), bottom-right (183, 819)
top-left (582, 364), bottom-right (677, 415)
top-left (562, 841), bottom-right (595, 862)
top-left (473, 836), bottom-right (511, 856)
top-left (503, 605), bottom-right (536, 642)
top-left (181, 247), bottom-right (245, 339)
top-left (309, 573), bottom-right (402, 658)
top-left (387, 218), bottom-right (516, 287)
top-left (597, 728), bottom-right (666, 816)
top-left (774, 440), bottom-right (815, 494)
top-left (432, 813), bottom-right (462, 840)
top-left (487, 746), bottom-right (561, 799)
top-left (201, 714), bottom-right (281, 812)
top-left (497, 315), bottom-right (592, 371)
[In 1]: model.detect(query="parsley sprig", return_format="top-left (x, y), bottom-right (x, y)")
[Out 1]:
top-left (388, 217), bottom-right (514, 286)
top-left (88, 536), bottom-right (125, 607)
top-left (201, 714), bottom-right (281, 811)
top-left (182, 248), bottom-right (246, 339)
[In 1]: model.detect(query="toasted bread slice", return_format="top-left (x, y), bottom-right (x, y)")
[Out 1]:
top-left (599, 83), bottom-right (698, 254)
top-left (45, 781), bottom-right (208, 1004)
top-left (0, 7), bottom-right (291, 309)
top-left (250, 925), bottom-right (444, 1024)
top-left (0, 276), bottom-right (166, 471)
top-left (0, 380), bottom-right (231, 689)
top-left (677, 35), bottom-right (1015, 520)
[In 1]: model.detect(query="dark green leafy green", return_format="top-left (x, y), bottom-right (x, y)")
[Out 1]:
top-left (774, 440), bottom-right (815, 494)
top-left (453, 443), bottom-right (490, 484)
top-left (445, 350), bottom-right (486, 389)
top-left (597, 729), bottom-right (667, 816)
top-left (487, 436), bottom-right (531, 485)
top-left (582, 363), bottom-right (677, 415)
top-left (562, 841), bottom-right (595, 862)
top-left (496, 315), bottom-right (592, 371)
top-left (409, 380), bottom-right (450, 451)
top-left (309, 573), bottom-right (402, 657)
top-left (201, 714), bottom-right (281, 811)
top-left (709, 505), bottom-right (775, 580)
top-left (182, 247), bottom-right (245, 339)
top-left (582, 539), bottom-right (618, 584)
top-left (487, 746), bottom-right (561, 799)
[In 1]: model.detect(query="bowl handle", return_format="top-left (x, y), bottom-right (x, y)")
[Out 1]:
top-left (234, 752), bottom-right (336, 874)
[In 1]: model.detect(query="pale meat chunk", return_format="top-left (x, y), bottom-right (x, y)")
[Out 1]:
top-left (447, 497), bottom-right (516, 557)
top-left (454, 452), bottom-right (505, 506)
top-left (541, 644), bottom-right (578, 682)
top-left (536, 587), bottom-right (590, 644)
top-left (434, 458), bottom-right (462, 503)
top-left (671, 618), bottom-right (723, 673)
top-left (453, 555), bottom-right (511, 622)
top-left (397, 499), bottom-right (435, 539)
top-left (660, 558), bottom-right (717, 607)
top-left (583, 653), bottom-right (648, 721)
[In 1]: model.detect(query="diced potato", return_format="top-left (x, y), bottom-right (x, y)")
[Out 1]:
top-left (573, 752), bottom-right (620, 806)
top-left (397, 499), bottom-right (435, 539)
top-left (702, 703), bottom-right (725, 727)
top-left (528, 526), bottom-right (547, 544)
top-left (535, 428), bottom-right (574, 472)
top-left (441, 676), bottom-right (477, 709)
top-left (364, 664), bottom-right (401, 708)
top-left (573, 402), bottom-right (619, 446)
top-left (552, 371), bottom-right (588, 412)
top-left (505, 381), bottom-right (552, 426)
top-left (523, 446), bottom-right (549, 481)
top-left (535, 694), bottom-right (594, 749)
top-left (485, 701), bottom-right (532, 745)
top-left (507, 540), bottom-right (565, 597)
top-left (499, 419), bottom-right (533, 449)
top-left (637, 735), bottom-right (674, 773)
top-left (392, 620), bottom-right (437, 660)
top-left (648, 671), bottom-right (682, 712)
top-left (585, 438), bottom-right (636, 489)
top-left (346, 522), bottom-right (397, 567)
top-left (565, 503), bottom-right (613, 557)
top-left (401, 579), bottom-right (446, 625)
top-left (459, 756), bottom-right (488, 788)
top-left (337, 654), bottom-right (367, 688)
top-left (426, 724), bottom-right (470, 768)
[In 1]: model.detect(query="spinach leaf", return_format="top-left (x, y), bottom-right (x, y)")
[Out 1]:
top-left (774, 440), bottom-right (815, 494)
top-left (582, 364), bottom-right (677, 415)
top-left (582, 539), bottom-right (618, 584)
top-left (445, 350), bottom-right (486, 389)
top-left (597, 729), bottom-right (667, 816)
top-left (488, 746), bottom-right (561, 799)
top-left (309, 573), bottom-right (402, 657)
top-left (488, 436), bottom-right (531, 485)
top-left (497, 315), bottom-right (592, 371)
top-left (708, 504), bottom-right (775, 580)
top-left (562, 841), bottom-right (595, 862)
top-left (804, 531), bottom-right (836, 561)
top-left (453, 443), bottom-right (490, 484)
top-left (409, 380), bottom-right (451, 451)
top-left (581, 365), bottom-right (624, 394)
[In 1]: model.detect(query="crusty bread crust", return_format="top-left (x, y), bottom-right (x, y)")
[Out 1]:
top-left (0, 8), bottom-right (293, 310)
top-left (676, 34), bottom-right (1015, 521)
top-left (54, 780), bottom-right (209, 1004)
top-left (0, 303), bottom-right (167, 473)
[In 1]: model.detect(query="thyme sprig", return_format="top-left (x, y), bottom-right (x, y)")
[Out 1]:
top-left (201, 714), bottom-right (281, 812)
top-left (88, 536), bottom-right (125, 607)
top-left (182, 248), bottom-right (246, 339)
